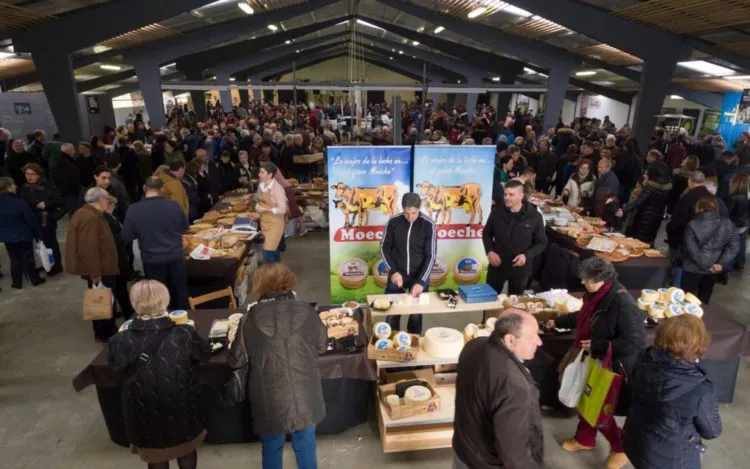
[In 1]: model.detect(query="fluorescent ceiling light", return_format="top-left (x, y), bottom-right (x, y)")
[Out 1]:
top-left (267, 24), bottom-right (278, 31)
top-left (467, 7), bottom-right (487, 18)
top-left (412, 41), bottom-right (419, 46)
top-left (434, 26), bottom-right (445, 34)
top-left (523, 67), bottom-right (536, 74)
top-left (492, 77), bottom-right (500, 82)
top-left (575, 70), bottom-right (597, 76)
top-left (538, 72), bottom-right (548, 78)
top-left (670, 95), bottom-right (683, 100)
top-left (592, 80), bottom-right (615, 86)
top-left (499, 3), bottom-right (532, 18)
top-left (389, 56), bottom-right (393, 60)
top-left (100, 64), bottom-right (122, 71)
top-left (285, 40), bottom-right (291, 44)
top-left (398, 50), bottom-right (403, 55)
top-left (160, 62), bottom-right (176, 69)
top-left (677, 60), bottom-right (735, 77)
top-left (229, 77), bottom-right (236, 81)
top-left (724, 75), bottom-right (750, 80)
top-left (457, 80), bottom-right (462, 83)
top-left (296, 49), bottom-right (300, 53)
top-left (211, 75), bottom-right (217, 80)
top-left (417, 26), bottom-right (424, 32)
top-left (356, 19), bottom-right (385, 31)
top-left (237, 2), bottom-right (254, 14)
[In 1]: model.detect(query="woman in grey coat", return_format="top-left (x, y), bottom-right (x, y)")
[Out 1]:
top-left (229, 263), bottom-right (327, 469)
top-left (682, 196), bottom-right (739, 304)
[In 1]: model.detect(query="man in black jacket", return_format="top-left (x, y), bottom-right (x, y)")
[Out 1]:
top-left (53, 143), bottom-right (82, 219)
top-left (379, 192), bottom-right (436, 334)
top-left (453, 309), bottom-right (544, 469)
top-left (534, 138), bottom-right (557, 193)
top-left (483, 180), bottom-right (547, 295)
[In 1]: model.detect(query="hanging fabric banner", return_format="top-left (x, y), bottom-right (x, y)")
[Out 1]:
top-left (413, 145), bottom-right (496, 289)
top-left (328, 146), bottom-right (412, 303)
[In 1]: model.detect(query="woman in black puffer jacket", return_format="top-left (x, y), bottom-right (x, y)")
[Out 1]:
top-left (619, 162), bottom-right (672, 245)
top-left (624, 315), bottom-right (722, 469)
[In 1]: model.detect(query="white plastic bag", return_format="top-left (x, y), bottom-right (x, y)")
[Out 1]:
top-left (34, 240), bottom-right (55, 273)
top-left (558, 349), bottom-right (590, 408)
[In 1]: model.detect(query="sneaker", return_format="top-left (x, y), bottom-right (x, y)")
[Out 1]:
top-left (561, 438), bottom-right (594, 452)
top-left (606, 452), bottom-right (629, 469)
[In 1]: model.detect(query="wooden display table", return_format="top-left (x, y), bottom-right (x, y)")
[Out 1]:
top-left (366, 292), bottom-right (501, 452)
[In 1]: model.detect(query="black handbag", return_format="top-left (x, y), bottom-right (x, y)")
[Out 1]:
top-left (221, 316), bottom-right (249, 406)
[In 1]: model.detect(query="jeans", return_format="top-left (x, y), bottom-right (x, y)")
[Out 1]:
top-left (259, 426), bottom-right (317, 469)
top-left (669, 248), bottom-right (683, 287)
top-left (143, 258), bottom-right (189, 310)
top-left (5, 241), bottom-right (41, 287)
top-left (384, 281), bottom-right (425, 334)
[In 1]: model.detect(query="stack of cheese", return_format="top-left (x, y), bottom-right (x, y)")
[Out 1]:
top-left (464, 317), bottom-right (497, 340)
top-left (385, 384), bottom-right (433, 408)
top-left (372, 322), bottom-right (414, 351)
top-left (638, 288), bottom-right (703, 320)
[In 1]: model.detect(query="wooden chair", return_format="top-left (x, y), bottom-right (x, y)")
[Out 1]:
top-left (188, 287), bottom-right (237, 310)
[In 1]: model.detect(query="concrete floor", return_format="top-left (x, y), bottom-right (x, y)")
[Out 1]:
top-left (1, 222), bottom-right (749, 469)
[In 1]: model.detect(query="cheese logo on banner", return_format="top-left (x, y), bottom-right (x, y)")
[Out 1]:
top-left (328, 146), bottom-right (412, 303)
top-left (413, 145), bottom-right (496, 290)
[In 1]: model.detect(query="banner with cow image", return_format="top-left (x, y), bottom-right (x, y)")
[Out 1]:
top-left (413, 145), bottom-right (496, 290)
top-left (328, 146), bottom-right (412, 303)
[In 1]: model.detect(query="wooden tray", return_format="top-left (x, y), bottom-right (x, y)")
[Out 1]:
top-left (378, 379), bottom-right (441, 420)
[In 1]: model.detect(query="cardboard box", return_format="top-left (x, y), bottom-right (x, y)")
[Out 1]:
top-left (367, 333), bottom-right (419, 362)
top-left (378, 377), bottom-right (441, 420)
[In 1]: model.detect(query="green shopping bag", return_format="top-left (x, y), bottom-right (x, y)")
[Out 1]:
top-left (576, 345), bottom-right (622, 427)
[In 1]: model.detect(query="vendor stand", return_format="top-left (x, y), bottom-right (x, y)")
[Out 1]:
top-left (72, 307), bottom-right (377, 447)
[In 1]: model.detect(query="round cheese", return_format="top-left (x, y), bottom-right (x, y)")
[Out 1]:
top-left (375, 339), bottom-right (393, 350)
top-left (464, 323), bottom-right (480, 338)
top-left (648, 304), bottom-right (665, 319)
top-left (684, 292), bottom-right (702, 306)
top-left (665, 304), bottom-right (683, 318)
top-left (666, 287), bottom-right (685, 304)
top-left (372, 259), bottom-right (390, 288)
top-left (485, 317), bottom-right (498, 330)
top-left (393, 331), bottom-right (412, 347)
top-left (386, 394), bottom-right (401, 407)
top-left (338, 258), bottom-right (368, 289)
top-left (372, 322), bottom-right (392, 340)
top-left (424, 327), bottom-right (464, 358)
top-left (637, 297), bottom-right (653, 311)
top-left (641, 289), bottom-right (659, 302)
top-left (658, 288), bottom-right (670, 302)
top-left (684, 304), bottom-right (704, 318)
top-left (429, 257), bottom-right (449, 286)
top-left (169, 310), bottom-right (189, 325)
top-left (475, 327), bottom-right (492, 337)
top-left (373, 298), bottom-right (391, 310)
top-left (453, 257), bottom-right (481, 284)
top-left (404, 385), bottom-right (432, 404)
top-left (396, 345), bottom-right (410, 352)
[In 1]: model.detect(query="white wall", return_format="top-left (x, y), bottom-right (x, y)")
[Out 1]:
top-left (577, 94), bottom-right (631, 130)
top-left (562, 98), bottom-right (576, 126)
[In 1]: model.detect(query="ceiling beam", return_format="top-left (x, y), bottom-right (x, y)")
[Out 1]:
top-left (683, 37), bottom-right (750, 73)
top-left (3, 48), bottom-right (122, 91)
top-left (77, 69), bottom-right (135, 93)
top-left (104, 71), bottom-right (182, 98)
top-left (234, 42), bottom-right (352, 80)
top-left (12, 0), bottom-right (209, 53)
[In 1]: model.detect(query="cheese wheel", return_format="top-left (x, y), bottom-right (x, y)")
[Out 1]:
top-left (396, 345), bottom-right (410, 352)
top-left (338, 258), bottom-right (368, 289)
top-left (666, 287), bottom-right (685, 304)
top-left (373, 298), bottom-right (391, 310)
top-left (372, 322), bottom-right (392, 340)
top-left (393, 331), bottom-right (412, 347)
top-left (665, 304), bottom-right (683, 318)
top-left (404, 385), bottom-right (432, 404)
top-left (637, 297), bottom-right (653, 311)
top-left (424, 327), bottom-right (464, 358)
top-left (475, 327), bottom-right (492, 337)
top-left (429, 257), bottom-right (449, 286)
top-left (641, 289), bottom-right (659, 302)
top-left (485, 317), bottom-right (498, 329)
top-left (187, 319), bottom-right (195, 328)
top-left (648, 304), bottom-right (665, 319)
top-left (453, 257), bottom-right (481, 284)
top-left (658, 288), bottom-right (670, 302)
top-left (684, 293), bottom-right (702, 306)
top-left (375, 339), bottom-right (393, 350)
top-left (372, 259), bottom-right (390, 288)
top-left (464, 323), bottom-right (480, 338)
top-left (684, 304), bottom-right (704, 318)
top-left (386, 394), bottom-right (401, 407)
top-left (169, 310), bottom-right (189, 325)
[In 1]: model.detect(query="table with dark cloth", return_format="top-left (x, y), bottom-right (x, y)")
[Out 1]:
top-left (545, 226), bottom-right (670, 290)
top-left (73, 308), bottom-right (377, 447)
top-left (528, 291), bottom-right (750, 405)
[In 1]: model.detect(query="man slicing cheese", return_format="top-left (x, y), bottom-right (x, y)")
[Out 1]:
top-left (379, 192), bottom-right (437, 334)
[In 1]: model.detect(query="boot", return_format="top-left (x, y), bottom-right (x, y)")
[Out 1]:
top-left (561, 438), bottom-right (594, 452)
top-left (605, 452), bottom-right (629, 469)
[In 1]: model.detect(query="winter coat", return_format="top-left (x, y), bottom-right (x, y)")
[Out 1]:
top-left (19, 181), bottom-right (66, 226)
top-left (683, 212), bottom-right (739, 274)
top-left (622, 180), bottom-right (672, 244)
top-left (108, 317), bottom-right (210, 449)
top-left (563, 171), bottom-right (596, 209)
top-left (551, 128), bottom-right (578, 156)
top-left (0, 191), bottom-right (41, 242)
top-left (453, 333), bottom-right (543, 469)
top-left (666, 186), bottom-right (729, 250)
top-left (75, 154), bottom-right (104, 188)
top-left (228, 295), bottom-right (327, 435)
top-left (182, 175), bottom-right (202, 223)
top-left (104, 212), bottom-right (131, 279)
top-left (117, 146), bottom-right (142, 191)
top-left (155, 166), bottom-right (189, 216)
top-left (668, 171), bottom-right (691, 214)
top-left (53, 155), bottom-right (82, 198)
top-left (380, 213), bottom-right (437, 288)
top-left (535, 150), bottom-right (557, 183)
top-left (595, 170), bottom-right (620, 200)
top-left (7, 150), bottom-right (41, 188)
top-left (555, 282), bottom-right (646, 415)
top-left (614, 150), bottom-right (642, 191)
top-left (623, 347), bottom-right (722, 469)
top-left (79, 180), bottom-right (129, 224)
top-left (728, 192), bottom-right (749, 230)
top-left (233, 163), bottom-right (253, 188)
top-left (215, 161), bottom-right (236, 194)
top-left (65, 204), bottom-right (119, 279)
top-left (483, 201), bottom-right (547, 279)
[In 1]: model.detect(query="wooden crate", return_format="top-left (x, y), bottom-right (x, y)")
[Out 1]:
top-left (378, 379), bottom-right (441, 420)
top-left (367, 333), bottom-right (420, 362)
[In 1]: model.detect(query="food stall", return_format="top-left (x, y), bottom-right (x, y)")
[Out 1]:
top-left (287, 177), bottom-right (329, 230)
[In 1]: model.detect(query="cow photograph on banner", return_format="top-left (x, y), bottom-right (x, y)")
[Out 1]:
top-left (327, 146), bottom-right (412, 303)
top-left (413, 145), bottom-right (496, 290)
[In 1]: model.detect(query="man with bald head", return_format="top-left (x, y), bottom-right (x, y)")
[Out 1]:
top-left (54, 142), bottom-right (82, 218)
top-left (453, 309), bottom-right (544, 469)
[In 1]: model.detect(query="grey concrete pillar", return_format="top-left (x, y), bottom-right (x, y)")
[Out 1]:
top-left (33, 48), bottom-right (83, 141)
top-left (466, 93), bottom-right (479, 119)
top-left (250, 76), bottom-right (262, 104)
top-left (238, 88), bottom-right (250, 108)
top-left (185, 70), bottom-right (206, 119)
top-left (497, 74), bottom-right (518, 117)
top-left (632, 57), bottom-right (676, 154)
top-left (215, 72), bottom-right (232, 112)
top-left (544, 65), bottom-right (572, 132)
top-left (392, 95), bottom-right (402, 144)
top-left (133, 61), bottom-right (166, 128)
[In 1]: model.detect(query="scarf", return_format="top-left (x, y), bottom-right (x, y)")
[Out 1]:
top-left (574, 281), bottom-right (613, 348)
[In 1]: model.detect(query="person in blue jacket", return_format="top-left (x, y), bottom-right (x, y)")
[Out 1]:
top-left (0, 176), bottom-right (45, 290)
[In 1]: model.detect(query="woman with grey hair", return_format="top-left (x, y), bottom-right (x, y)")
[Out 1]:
top-left (547, 257), bottom-right (646, 469)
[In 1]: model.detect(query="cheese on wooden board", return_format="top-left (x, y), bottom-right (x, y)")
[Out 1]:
top-left (404, 385), bottom-right (432, 404)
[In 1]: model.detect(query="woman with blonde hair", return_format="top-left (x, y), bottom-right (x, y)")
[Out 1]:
top-left (229, 263), bottom-right (326, 469)
top-left (624, 315), bottom-right (721, 469)
top-left (108, 280), bottom-right (209, 469)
